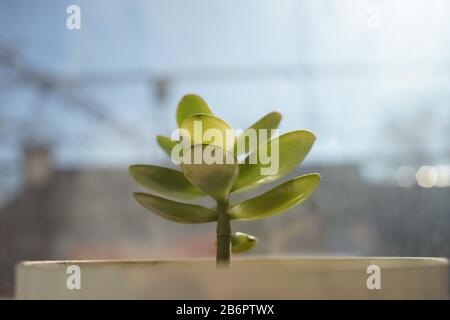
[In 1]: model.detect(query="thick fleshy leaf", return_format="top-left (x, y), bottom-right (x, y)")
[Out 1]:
top-left (181, 145), bottom-right (238, 202)
top-left (129, 165), bottom-right (205, 200)
top-left (176, 94), bottom-right (212, 126)
top-left (235, 111), bottom-right (282, 157)
top-left (232, 130), bottom-right (316, 192)
top-left (232, 232), bottom-right (258, 253)
top-left (229, 173), bottom-right (320, 221)
top-left (180, 113), bottom-right (235, 153)
top-left (156, 135), bottom-right (178, 157)
top-left (133, 192), bottom-right (217, 224)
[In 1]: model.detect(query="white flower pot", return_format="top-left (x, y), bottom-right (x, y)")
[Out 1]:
top-left (15, 257), bottom-right (448, 299)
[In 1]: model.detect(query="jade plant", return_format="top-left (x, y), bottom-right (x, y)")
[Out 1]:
top-left (129, 94), bottom-right (320, 267)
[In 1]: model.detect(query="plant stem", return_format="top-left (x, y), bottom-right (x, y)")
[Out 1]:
top-left (216, 199), bottom-right (231, 268)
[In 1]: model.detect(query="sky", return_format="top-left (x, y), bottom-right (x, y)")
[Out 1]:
top-left (0, 0), bottom-right (449, 176)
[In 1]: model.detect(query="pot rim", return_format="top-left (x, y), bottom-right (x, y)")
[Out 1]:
top-left (18, 256), bottom-right (449, 271)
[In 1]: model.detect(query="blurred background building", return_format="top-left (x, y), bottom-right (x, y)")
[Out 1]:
top-left (1, 0), bottom-right (450, 297)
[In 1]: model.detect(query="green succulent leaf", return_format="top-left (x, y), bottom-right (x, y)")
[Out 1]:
top-left (235, 111), bottom-right (282, 157)
top-left (176, 94), bottom-right (213, 126)
top-left (180, 113), bottom-right (235, 152)
top-left (232, 130), bottom-right (316, 192)
top-left (133, 192), bottom-right (217, 224)
top-left (156, 135), bottom-right (178, 157)
top-left (231, 232), bottom-right (258, 253)
top-left (129, 165), bottom-right (205, 200)
top-left (181, 144), bottom-right (238, 202)
top-left (229, 173), bottom-right (320, 221)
